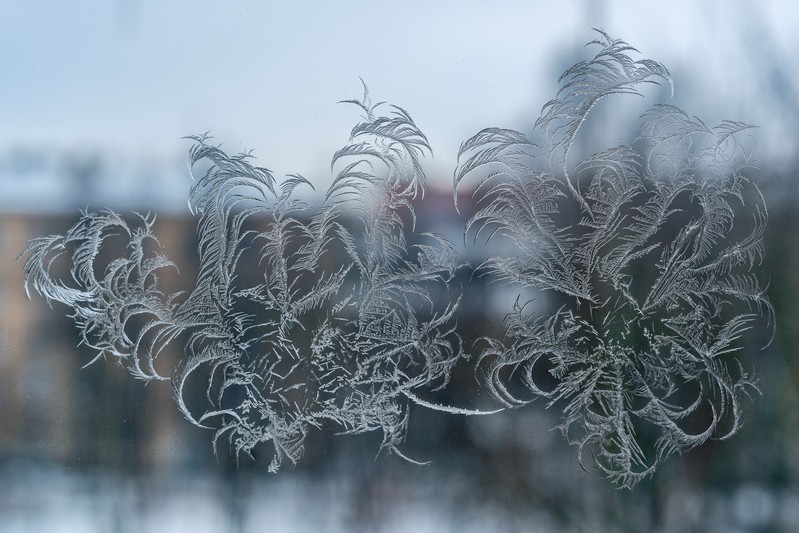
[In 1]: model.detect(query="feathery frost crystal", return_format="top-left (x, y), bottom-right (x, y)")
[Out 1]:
top-left (455, 31), bottom-right (772, 488)
top-left (23, 85), bottom-right (472, 472)
top-left (22, 31), bottom-right (771, 487)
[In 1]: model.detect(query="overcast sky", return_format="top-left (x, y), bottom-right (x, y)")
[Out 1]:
top-left (2, 0), bottom-right (797, 207)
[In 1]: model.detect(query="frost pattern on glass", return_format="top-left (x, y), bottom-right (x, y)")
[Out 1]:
top-left (22, 87), bottom-right (478, 472)
top-left (22, 211), bottom-right (178, 381)
top-left (455, 31), bottom-right (773, 488)
top-left (20, 32), bottom-right (771, 488)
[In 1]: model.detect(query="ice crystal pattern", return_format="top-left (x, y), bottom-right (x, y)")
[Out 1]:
top-left (21, 32), bottom-right (770, 487)
top-left (455, 31), bottom-right (772, 488)
top-left (22, 86), bottom-right (475, 471)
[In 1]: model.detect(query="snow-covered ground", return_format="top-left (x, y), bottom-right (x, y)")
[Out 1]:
top-left (1, 461), bottom-right (797, 533)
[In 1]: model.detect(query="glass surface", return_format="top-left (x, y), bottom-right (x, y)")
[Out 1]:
top-left (1, 2), bottom-right (798, 531)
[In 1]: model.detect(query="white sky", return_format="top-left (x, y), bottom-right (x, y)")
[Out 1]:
top-left (2, 0), bottom-right (798, 205)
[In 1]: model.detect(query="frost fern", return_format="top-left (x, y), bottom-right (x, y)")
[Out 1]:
top-left (21, 32), bottom-right (770, 487)
top-left (455, 30), bottom-right (772, 488)
top-left (22, 86), bottom-right (471, 471)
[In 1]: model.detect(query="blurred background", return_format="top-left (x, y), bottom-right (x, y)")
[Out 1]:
top-left (1, 1), bottom-right (798, 531)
